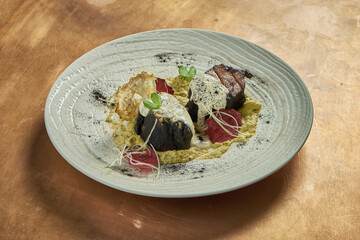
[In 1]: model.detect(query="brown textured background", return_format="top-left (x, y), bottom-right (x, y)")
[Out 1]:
top-left (1, 0), bottom-right (359, 239)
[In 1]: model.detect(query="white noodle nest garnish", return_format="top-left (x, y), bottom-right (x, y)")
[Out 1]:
top-left (108, 119), bottom-right (160, 180)
top-left (199, 102), bottom-right (241, 138)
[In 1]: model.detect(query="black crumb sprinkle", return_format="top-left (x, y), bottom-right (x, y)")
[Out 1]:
top-left (236, 142), bottom-right (245, 148)
top-left (192, 176), bottom-right (204, 179)
top-left (92, 90), bottom-right (108, 105)
top-left (164, 163), bottom-right (186, 174)
top-left (243, 70), bottom-right (253, 78)
top-left (154, 53), bottom-right (172, 63)
top-left (266, 120), bottom-right (270, 124)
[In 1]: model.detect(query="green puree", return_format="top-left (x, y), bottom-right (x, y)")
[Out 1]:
top-left (108, 76), bottom-right (262, 165)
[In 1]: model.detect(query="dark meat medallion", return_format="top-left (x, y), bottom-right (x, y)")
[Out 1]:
top-left (186, 64), bottom-right (248, 123)
top-left (135, 111), bottom-right (193, 152)
top-left (185, 89), bottom-right (199, 122)
top-left (206, 64), bottom-right (246, 109)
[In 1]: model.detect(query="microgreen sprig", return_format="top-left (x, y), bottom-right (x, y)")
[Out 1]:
top-left (143, 93), bottom-right (162, 110)
top-left (179, 65), bottom-right (196, 81)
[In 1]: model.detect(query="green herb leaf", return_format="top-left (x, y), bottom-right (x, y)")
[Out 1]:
top-left (188, 66), bottom-right (196, 79)
top-left (151, 93), bottom-right (162, 108)
top-left (143, 100), bottom-right (158, 110)
top-left (178, 65), bottom-right (196, 81)
top-left (143, 93), bottom-right (162, 110)
top-left (179, 65), bottom-right (188, 78)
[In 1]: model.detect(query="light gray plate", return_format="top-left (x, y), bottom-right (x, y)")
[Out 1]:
top-left (45, 29), bottom-right (313, 198)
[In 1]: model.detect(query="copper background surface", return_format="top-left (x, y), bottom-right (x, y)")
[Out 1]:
top-left (0, 0), bottom-right (359, 239)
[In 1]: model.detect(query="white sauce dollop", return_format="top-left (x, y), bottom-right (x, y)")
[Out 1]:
top-left (189, 74), bottom-right (229, 130)
top-left (193, 133), bottom-right (212, 149)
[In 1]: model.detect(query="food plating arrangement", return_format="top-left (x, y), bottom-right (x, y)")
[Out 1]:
top-left (105, 64), bottom-right (262, 178)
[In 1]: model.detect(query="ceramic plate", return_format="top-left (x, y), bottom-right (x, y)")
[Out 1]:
top-left (45, 29), bottom-right (313, 198)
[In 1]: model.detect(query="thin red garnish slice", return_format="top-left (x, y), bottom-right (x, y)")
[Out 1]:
top-left (124, 146), bottom-right (158, 170)
top-left (155, 78), bottom-right (174, 95)
top-left (204, 109), bottom-right (242, 143)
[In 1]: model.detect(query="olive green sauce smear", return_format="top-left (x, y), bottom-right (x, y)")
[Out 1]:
top-left (107, 75), bottom-right (262, 165)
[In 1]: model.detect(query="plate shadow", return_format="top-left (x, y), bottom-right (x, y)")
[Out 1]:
top-left (25, 118), bottom-right (299, 239)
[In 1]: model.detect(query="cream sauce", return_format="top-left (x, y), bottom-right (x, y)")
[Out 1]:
top-left (189, 74), bottom-right (229, 130)
top-left (193, 133), bottom-right (212, 149)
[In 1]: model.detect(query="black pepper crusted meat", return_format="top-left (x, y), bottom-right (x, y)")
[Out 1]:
top-left (135, 111), bottom-right (193, 151)
top-left (186, 64), bottom-right (248, 122)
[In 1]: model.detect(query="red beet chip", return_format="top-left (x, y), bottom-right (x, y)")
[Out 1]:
top-left (156, 78), bottom-right (174, 95)
top-left (124, 146), bottom-right (158, 170)
top-left (204, 109), bottom-right (242, 143)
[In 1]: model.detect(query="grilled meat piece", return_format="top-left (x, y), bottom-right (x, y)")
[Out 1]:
top-left (186, 64), bottom-right (248, 128)
top-left (135, 111), bottom-right (193, 151)
top-left (205, 64), bottom-right (246, 110)
top-left (135, 93), bottom-right (195, 151)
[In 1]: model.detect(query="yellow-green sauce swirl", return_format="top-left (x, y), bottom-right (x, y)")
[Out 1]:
top-left (106, 76), bottom-right (262, 165)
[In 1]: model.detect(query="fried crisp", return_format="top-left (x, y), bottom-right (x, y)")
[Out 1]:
top-left (115, 72), bottom-right (156, 120)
